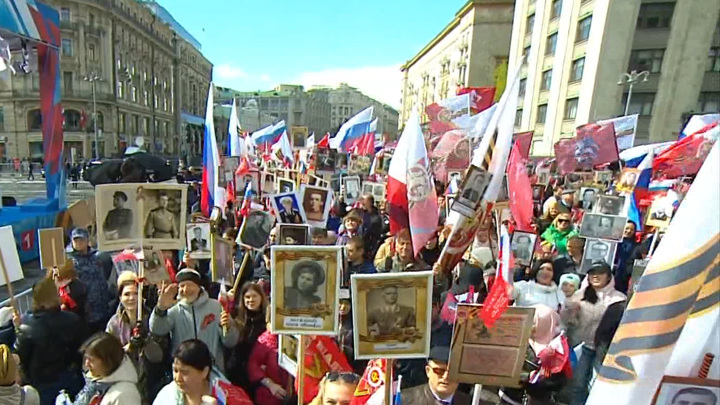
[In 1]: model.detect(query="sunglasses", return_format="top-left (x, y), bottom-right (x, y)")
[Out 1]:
top-left (429, 366), bottom-right (449, 376)
top-left (557, 219), bottom-right (570, 224)
top-left (326, 371), bottom-right (360, 384)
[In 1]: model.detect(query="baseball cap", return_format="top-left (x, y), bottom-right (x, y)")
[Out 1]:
top-left (428, 346), bottom-right (451, 364)
top-left (71, 228), bottom-right (89, 239)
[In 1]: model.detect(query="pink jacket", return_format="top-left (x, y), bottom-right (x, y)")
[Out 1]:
top-left (247, 331), bottom-right (291, 405)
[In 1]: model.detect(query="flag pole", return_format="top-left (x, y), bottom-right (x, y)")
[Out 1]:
top-left (231, 249), bottom-right (251, 294)
top-left (471, 384), bottom-right (483, 405)
top-left (385, 358), bottom-right (393, 405)
top-left (297, 335), bottom-right (306, 405)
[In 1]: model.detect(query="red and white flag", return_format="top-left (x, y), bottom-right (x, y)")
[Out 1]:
top-left (387, 109), bottom-right (439, 256)
top-left (507, 140), bottom-right (534, 231)
top-left (351, 359), bottom-right (390, 405)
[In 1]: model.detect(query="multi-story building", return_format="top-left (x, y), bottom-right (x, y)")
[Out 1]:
top-left (328, 83), bottom-right (399, 140)
top-left (509, 0), bottom-right (720, 156)
top-left (0, 0), bottom-right (212, 162)
top-left (400, 0), bottom-right (515, 128)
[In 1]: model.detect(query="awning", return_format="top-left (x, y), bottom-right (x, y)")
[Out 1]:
top-left (181, 112), bottom-right (204, 127)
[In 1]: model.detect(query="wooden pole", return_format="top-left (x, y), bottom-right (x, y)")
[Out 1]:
top-left (297, 335), bottom-right (306, 405)
top-left (51, 238), bottom-right (57, 268)
top-left (0, 252), bottom-right (18, 316)
top-left (648, 228), bottom-right (660, 258)
top-left (385, 358), bottom-right (393, 405)
top-left (471, 384), bottom-right (483, 405)
top-left (231, 250), bottom-right (251, 294)
top-left (137, 259), bottom-right (145, 322)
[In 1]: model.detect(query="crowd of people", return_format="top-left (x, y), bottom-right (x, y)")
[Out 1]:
top-left (0, 158), bottom-right (673, 405)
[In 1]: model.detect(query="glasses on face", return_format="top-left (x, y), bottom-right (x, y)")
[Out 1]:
top-left (429, 366), bottom-right (448, 376)
top-left (557, 219), bottom-right (570, 224)
top-left (326, 371), bottom-right (360, 384)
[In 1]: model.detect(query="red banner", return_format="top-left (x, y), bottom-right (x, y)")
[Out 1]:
top-left (507, 141), bottom-right (534, 232)
top-left (554, 123), bottom-right (619, 174)
top-left (457, 86), bottom-right (496, 114)
top-left (653, 122), bottom-right (718, 179)
top-left (297, 336), bottom-right (353, 404)
top-left (351, 359), bottom-right (389, 405)
top-left (513, 131), bottom-right (533, 160)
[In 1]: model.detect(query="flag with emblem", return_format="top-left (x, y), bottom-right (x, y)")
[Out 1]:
top-left (554, 122), bottom-right (619, 174)
top-left (587, 142), bottom-right (720, 405)
top-left (351, 359), bottom-right (390, 405)
top-left (297, 336), bottom-right (353, 404)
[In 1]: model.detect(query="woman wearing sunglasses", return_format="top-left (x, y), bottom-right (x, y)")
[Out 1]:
top-left (308, 372), bottom-right (360, 405)
top-left (540, 213), bottom-right (578, 255)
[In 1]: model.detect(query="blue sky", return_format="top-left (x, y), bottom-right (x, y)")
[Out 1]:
top-left (156, 0), bottom-right (466, 108)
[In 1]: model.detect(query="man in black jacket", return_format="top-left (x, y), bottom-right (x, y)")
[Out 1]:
top-left (401, 346), bottom-right (472, 405)
top-left (360, 195), bottom-right (383, 257)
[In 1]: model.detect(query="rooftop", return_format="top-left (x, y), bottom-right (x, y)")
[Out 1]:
top-left (137, 0), bottom-right (202, 50)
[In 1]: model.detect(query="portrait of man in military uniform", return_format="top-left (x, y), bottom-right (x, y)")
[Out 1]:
top-left (367, 285), bottom-right (416, 338)
top-left (103, 191), bottom-right (134, 240)
top-left (144, 192), bottom-right (179, 239)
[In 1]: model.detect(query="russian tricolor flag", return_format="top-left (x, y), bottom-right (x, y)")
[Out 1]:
top-left (251, 120), bottom-right (286, 152)
top-left (625, 150), bottom-right (653, 230)
top-left (201, 83), bottom-right (223, 217)
top-left (329, 106), bottom-right (374, 151)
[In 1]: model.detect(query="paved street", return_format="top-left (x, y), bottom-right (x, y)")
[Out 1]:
top-left (0, 177), bottom-right (95, 206)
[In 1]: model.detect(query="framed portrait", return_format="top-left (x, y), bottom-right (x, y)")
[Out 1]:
top-left (261, 172), bottom-right (276, 196)
top-left (0, 226), bottom-right (24, 287)
top-left (222, 156), bottom-right (239, 173)
top-left (331, 174), bottom-right (342, 192)
top-left (579, 187), bottom-right (599, 211)
top-left (270, 246), bottom-right (342, 335)
top-left (651, 376), bottom-right (720, 405)
top-left (278, 334), bottom-right (300, 377)
top-left (536, 167), bottom-right (550, 185)
top-left (579, 213), bottom-right (626, 241)
top-left (448, 170), bottom-right (463, 185)
top-left (315, 149), bottom-right (337, 175)
top-left (236, 170), bottom-right (260, 193)
top-left (349, 155), bottom-right (372, 175)
top-left (616, 168), bottom-right (640, 194)
top-left (343, 175), bottom-right (362, 204)
top-left (278, 224), bottom-right (310, 246)
top-left (237, 210), bottom-right (274, 250)
top-left (452, 165), bottom-right (490, 218)
top-left (112, 246), bottom-right (143, 275)
top-left (510, 231), bottom-right (536, 267)
top-left (186, 223), bottom-right (211, 259)
top-left (67, 199), bottom-right (93, 228)
top-left (140, 184), bottom-right (188, 250)
top-left (448, 304), bottom-right (535, 387)
top-left (291, 126), bottom-right (308, 149)
top-left (311, 175), bottom-right (329, 188)
top-left (38, 227), bottom-right (66, 269)
top-left (300, 185), bottom-right (333, 228)
top-left (362, 181), bottom-right (374, 196)
top-left (211, 234), bottom-right (235, 283)
top-left (595, 195), bottom-right (626, 216)
top-left (361, 181), bottom-right (387, 203)
top-left (646, 197), bottom-right (675, 229)
top-left (269, 192), bottom-right (307, 225)
top-left (96, 184), bottom-right (141, 251)
top-left (594, 170), bottom-right (612, 184)
top-left (351, 271), bottom-right (434, 360)
top-left (579, 238), bottom-right (618, 275)
top-left (276, 177), bottom-right (295, 193)
top-left (336, 153), bottom-right (349, 173)
top-left (531, 184), bottom-right (545, 202)
top-left (142, 249), bottom-right (171, 286)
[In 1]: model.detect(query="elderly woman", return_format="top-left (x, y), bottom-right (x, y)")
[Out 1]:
top-left (541, 213), bottom-right (578, 255)
top-left (284, 261), bottom-right (325, 310)
top-left (511, 259), bottom-right (565, 311)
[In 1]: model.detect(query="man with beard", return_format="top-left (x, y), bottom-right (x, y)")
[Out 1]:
top-left (144, 193), bottom-right (178, 239)
top-left (284, 261), bottom-right (325, 310)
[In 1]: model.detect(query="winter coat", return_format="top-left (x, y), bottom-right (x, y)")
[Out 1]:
top-left (561, 278), bottom-right (626, 349)
top-left (15, 309), bottom-right (86, 386)
top-left (512, 281), bottom-right (565, 310)
top-left (401, 384), bottom-right (472, 405)
top-left (0, 384), bottom-right (40, 405)
top-left (152, 368), bottom-right (253, 405)
top-left (105, 309), bottom-right (150, 347)
top-left (70, 356), bottom-right (140, 405)
top-left (67, 248), bottom-right (114, 324)
top-left (149, 290), bottom-right (239, 372)
top-left (247, 331), bottom-right (290, 405)
top-left (540, 225), bottom-right (578, 255)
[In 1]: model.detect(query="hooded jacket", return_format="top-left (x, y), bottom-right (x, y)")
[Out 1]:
top-left (0, 385), bottom-right (40, 405)
top-left (560, 277), bottom-right (626, 349)
top-left (149, 290), bottom-right (239, 371)
top-left (540, 224), bottom-right (578, 255)
top-left (71, 356), bottom-right (141, 405)
top-left (512, 280), bottom-right (565, 310)
top-left (67, 247), bottom-right (114, 324)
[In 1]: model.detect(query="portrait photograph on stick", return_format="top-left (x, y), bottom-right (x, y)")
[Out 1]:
top-left (448, 304), bottom-right (535, 387)
top-left (300, 185), bottom-right (333, 228)
top-left (269, 192), bottom-right (307, 225)
top-left (651, 376), bottom-right (720, 405)
top-left (278, 334), bottom-right (300, 377)
top-left (236, 170), bottom-right (260, 193)
top-left (595, 195), bottom-right (626, 216)
top-left (237, 210), bottom-right (274, 250)
top-left (579, 239), bottom-right (618, 275)
top-left (96, 184), bottom-right (140, 251)
top-left (38, 227), bottom-right (66, 269)
top-left (142, 249), bottom-right (171, 285)
top-left (186, 222), bottom-right (211, 259)
top-left (579, 213), bottom-right (626, 241)
top-left (315, 148), bottom-right (336, 175)
top-left (616, 168), bottom-right (641, 193)
top-left (510, 230), bottom-right (536, 267)
top-left (343, 175), bottom-right (361, 204)
top-left (277, 177), bottom-right (295, 193)
top-left (452, 165), bottom-right (490, 218)
top-left (0, 226), bottom-right (24, 287)
top-left (270, 245), bottom-right (341, 335)
top-left (351, 271), bottom-right (433, 359)
top-left (278, 224), bottom-right (310, 246)
top-left (211, 234), bottom-right (235, 283)
top-left (579, 187), bottom-right (599, 211)
top-left (261, 172), bottom-right (276, 196)
top-left (140, 184), bottom-right (188, 250)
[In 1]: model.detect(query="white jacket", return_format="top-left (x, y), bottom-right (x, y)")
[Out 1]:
top-left (512, 280), bottom-right (565, 310)
top-left (96, 356), bottom-right (141, 405)
top-left (0, 384), bottom-right (40, 405)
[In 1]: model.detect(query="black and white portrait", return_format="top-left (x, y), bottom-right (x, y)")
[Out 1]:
top-left (579, 239), bottom-right (618, 274)
top-left (453, 165), bottom-right (490, 218)
top-left (595, 195), bottom-right (625, 216)
top-left (336, 153), bottom-right (349, 172)
top-left (211, 235), bottom-right (234, 283)
top-left (96, 185), bottom-right (140, 250)
top-left (279, 224), bottom-right (310, 246)
top-left (579, 213), bottom-right (626, 241)
top-left (142, 188), bottom-right (184, 246)
top-left (271, 246), bottom-right (341, 335)
top-left (579, 187), bottom-right (599, 210)
top-left (366, 285), bottom-right (416, 338)
top-left (236, 170), bottom-right (260, 193)
top-left (270, 192), bottom-right (307, 225)
top-left (261, 172), bottom-right (276, 196)
top-left (511, 231), bottom-right (536, 266)
top-left (652, 376), bottom-right (720, 405)
top-left (594, 170), bottom-right (612, 184)
top-left (186, 223), bottom-right (211, 259)
top-left (103, 191), bottom-right (134, 240)
top-left (143, 249), bottom-right (170, 286)
top-left (277, 178), bottom-right (295, 193)
top-left (536, 167), bottom-right (550, 185)
top-left (237, 210), bottom-right (274, 250)
top-left (278, 334), bottom-right (300, 377)
top-left (532, 185), bottom-right (545, 202)
top-left (343, 175), bottom-right (361, 204)
top-left (315, 149), bottom-right (337, 175)
top-left (301, 185), bottom-right (333, 228)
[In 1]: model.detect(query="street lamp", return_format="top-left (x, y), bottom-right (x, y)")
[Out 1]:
top-left (617, 70), bottom-right (650, 116)
top-left (83, 72), bottom-right (103, 160)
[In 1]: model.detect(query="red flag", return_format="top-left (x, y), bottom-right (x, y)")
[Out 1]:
top-left (357, 132), bottom-right (376, 156)
top-left (297, 336), bottom-right (353, 404)
top-left (507, 140), bottom-right (534, 231)
top-left (554, 123), bottom-right (619, 174)
top-left (457, 86), bottom-right (496, 114)
top-left (514, 131), bottom-right (533, 160)
top-left (317, 133), bottom-right (330, 149)
top-left (653, 122), bottom-right (718, 179)
top-left (431, 129), bottom-right (471, 182)
top-left (351, 359), bottom-right (389, 405)
top-left (479, 254), bottom-right (510, 328)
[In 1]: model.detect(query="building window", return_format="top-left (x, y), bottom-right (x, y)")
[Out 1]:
top-left (537, 104), bottom-right (548, 123)
top-left (576, 16), bottom-right (592, 42)
top-left (117, 80), bottom-right (124, 98)
top-left (89, 13), bottom-right (95, 27)
top-left (61, 39), bottom-right (73, 57)
top-left (515, 109), bottom-right (523, 127)
top-left (143, 90), bottom-right (149, 106)
top-left (707, 48), bottom-right (720, 72)
top-left (629, 49), bottom-right (664, 73)
top-left (143, 117), bottom-right (149, 135)
top-left (526, 14), bottom-right (535, 35)
top-left (523, 45), bottom-right (531, 58)
top-left (622, 93), bottom-right (655, 116)
top-left (63, 71), bottom-right (73, 92)
top-left (541, 70), bottom-right (552, 91)
top-left (0, 107), bottom-right (4, 131)
top-left (60, 7), bottom-right (70, 21)
top-left (131, 86), bottom-right (137, 102)
top-left (697, 92), bottom-right (720, 113)
top-left (546, 33), bottom-right (557, 55)
top-left (570, 57), bottom-right (585, 82)
top-left (95, 112), bottom-right (104, 131)
top-left (550, 0), bottom-right (562, 20)
top-left (565, 98), bottom-right (579, 120)
top-left (88, 44), bottom-right (96, 61)
top-left (164, 122), bottom-right (170, 138)
top-left (519, 78), bottom-right (527, 97)
top-left (637, 3), bottom-right (674, 29)
top-left (27, 109), bottom-right (42, 130)
top-left (31, 73), bottom-right (39, 90)
top-left (119, 113), bottom-right (126, 133)
top-left (63, 109), bottom-right (81, 131)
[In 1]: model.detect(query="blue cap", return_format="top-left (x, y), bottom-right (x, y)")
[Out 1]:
top-left (71, 228), bottom-right (89, 239)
